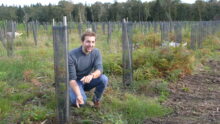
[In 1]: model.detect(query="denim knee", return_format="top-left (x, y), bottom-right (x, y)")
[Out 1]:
top-left (100, 74), bottom-right (108, 87)
top-left (69, 88), bottom-right (87, 105)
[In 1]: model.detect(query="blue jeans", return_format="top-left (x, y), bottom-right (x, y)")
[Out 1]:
top-left (69, 74), bottom-right (108, 105)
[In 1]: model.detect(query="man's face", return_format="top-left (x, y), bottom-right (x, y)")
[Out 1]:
top-left (82, 36), bottom-right (96, 53)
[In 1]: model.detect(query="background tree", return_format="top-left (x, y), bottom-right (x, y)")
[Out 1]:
top-left (149, 0), bottom-right (167, 21)
top-left (58, 0), bottom-right (74, 21)
top-left (142, 2), bottom-right (150, 21)
top-left (176, 3), bottom-right (192, 21)
top-left (193, 0), bottom-right (206, 21)
top-left (72, 3), bottom-right (85, 22)
top-left (91, 2), bottom-right (103, 22)
top-left (16, 6), bottom-right (25, 23)
top-left (0, 5), bottom-right (17, 20)
top-left (0, 0), bottom-right (220, 22)
top-left (109, 1), bottom-right (120, 21)
top-left (85, 5), bottom-right (93, 22)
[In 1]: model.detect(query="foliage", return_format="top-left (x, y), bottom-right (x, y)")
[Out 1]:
top-left (133, 47), bottom-right (195, 81)
top-left (202, 35), bottom-right (220, 50)
top-left (0, 0), bottom-right (220, 22)
top-left (16, 6), bottom-right (25, 23)
top-left (103, 53), bottom-right (122, 75)
top-left (132, 32), bottom-right (161, 49)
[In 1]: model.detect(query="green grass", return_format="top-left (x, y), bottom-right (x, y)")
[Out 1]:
top-left (0, 41), bottom-right (55, 123)
top-left (71, 90), bottom-right (171, 124)
top-left (22, 105), bottom-right (55, 121)
top-left (0, 79), bottom-right (55, 123)
top-left (0, 99), bottom-right (12, 119)
top-left (103, 93), bottom-right (172, 123)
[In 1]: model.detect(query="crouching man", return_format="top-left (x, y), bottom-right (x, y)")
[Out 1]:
top-left (68, 31), bottom-right (108, 108)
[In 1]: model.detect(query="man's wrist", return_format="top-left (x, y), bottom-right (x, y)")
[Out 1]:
top-left (77, 95), bottom-right (82, 98)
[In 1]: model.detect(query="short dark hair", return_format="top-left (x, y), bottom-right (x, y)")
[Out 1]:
top-left (81, 31), bottom-right (96, 42)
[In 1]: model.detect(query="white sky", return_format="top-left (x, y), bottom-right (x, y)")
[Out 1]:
top-left (0, 0), bottom-right (197, 7)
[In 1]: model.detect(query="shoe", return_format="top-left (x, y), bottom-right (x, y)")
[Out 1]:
top-left (92, 95), bottom-right (101, 108)
top-left (93, 100), bottom-right (100, 108)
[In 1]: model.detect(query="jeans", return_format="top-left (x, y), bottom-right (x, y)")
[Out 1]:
top-left (69, 74), bottom-right (108, 105)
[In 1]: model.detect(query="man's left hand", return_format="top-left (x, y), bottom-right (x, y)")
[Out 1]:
top-left (80, 74), bottom-right (93, 84)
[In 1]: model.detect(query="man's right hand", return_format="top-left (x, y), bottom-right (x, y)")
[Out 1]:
top-left (76, 95), bottom-right (84, 108)
top-left (80, 74), bottom-right (93, 84)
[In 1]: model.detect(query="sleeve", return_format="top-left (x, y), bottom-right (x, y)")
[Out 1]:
top-left (68, 53), bottom-right (77, 80)
top-left (94, 50), bottom-right (103, 73)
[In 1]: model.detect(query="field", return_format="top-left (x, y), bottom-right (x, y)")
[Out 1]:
top-left (0, 21), bottom-right (220, 124)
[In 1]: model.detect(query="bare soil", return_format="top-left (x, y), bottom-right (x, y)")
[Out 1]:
top-left (145, 60), bottom-right (220, 124)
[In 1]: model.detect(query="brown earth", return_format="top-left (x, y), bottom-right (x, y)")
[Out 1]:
top-left (145, 60), bottom-right (220, 124)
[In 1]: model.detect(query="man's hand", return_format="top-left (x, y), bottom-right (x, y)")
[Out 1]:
top-left (70, 80), bottom-right (84, 108)
top-left (80, 74), bottom-right (93, 84)
top-left (76, 95), bottom-right (84, 108)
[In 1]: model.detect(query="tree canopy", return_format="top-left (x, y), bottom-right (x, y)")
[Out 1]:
top-left (0, 0), bottom-right (219, 23)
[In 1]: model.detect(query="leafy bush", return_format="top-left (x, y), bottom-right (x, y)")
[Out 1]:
top-left (103, 46), bottom-right (195, 82)
top-left (133, 47), bottom-right (195, 81)
top-left (132, 33), bottom-right (161, 49)
top-left (202, 35), bottom-right (220, 50)
top-left (103, 53), bottom-right (122, 75)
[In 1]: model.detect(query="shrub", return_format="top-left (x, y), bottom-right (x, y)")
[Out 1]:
top-left (103, 53), bottom-right (122, 75)
top-left (132, 33), bottom-right (161, 49)
top-left (133, 47), bottom-right (195, 81)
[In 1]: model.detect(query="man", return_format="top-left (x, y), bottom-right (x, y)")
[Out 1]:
top-left (68, 31), bottom-right (108, 108)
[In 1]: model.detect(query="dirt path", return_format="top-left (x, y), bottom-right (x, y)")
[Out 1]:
top-left (145, 60), bottom-right (220, 124)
